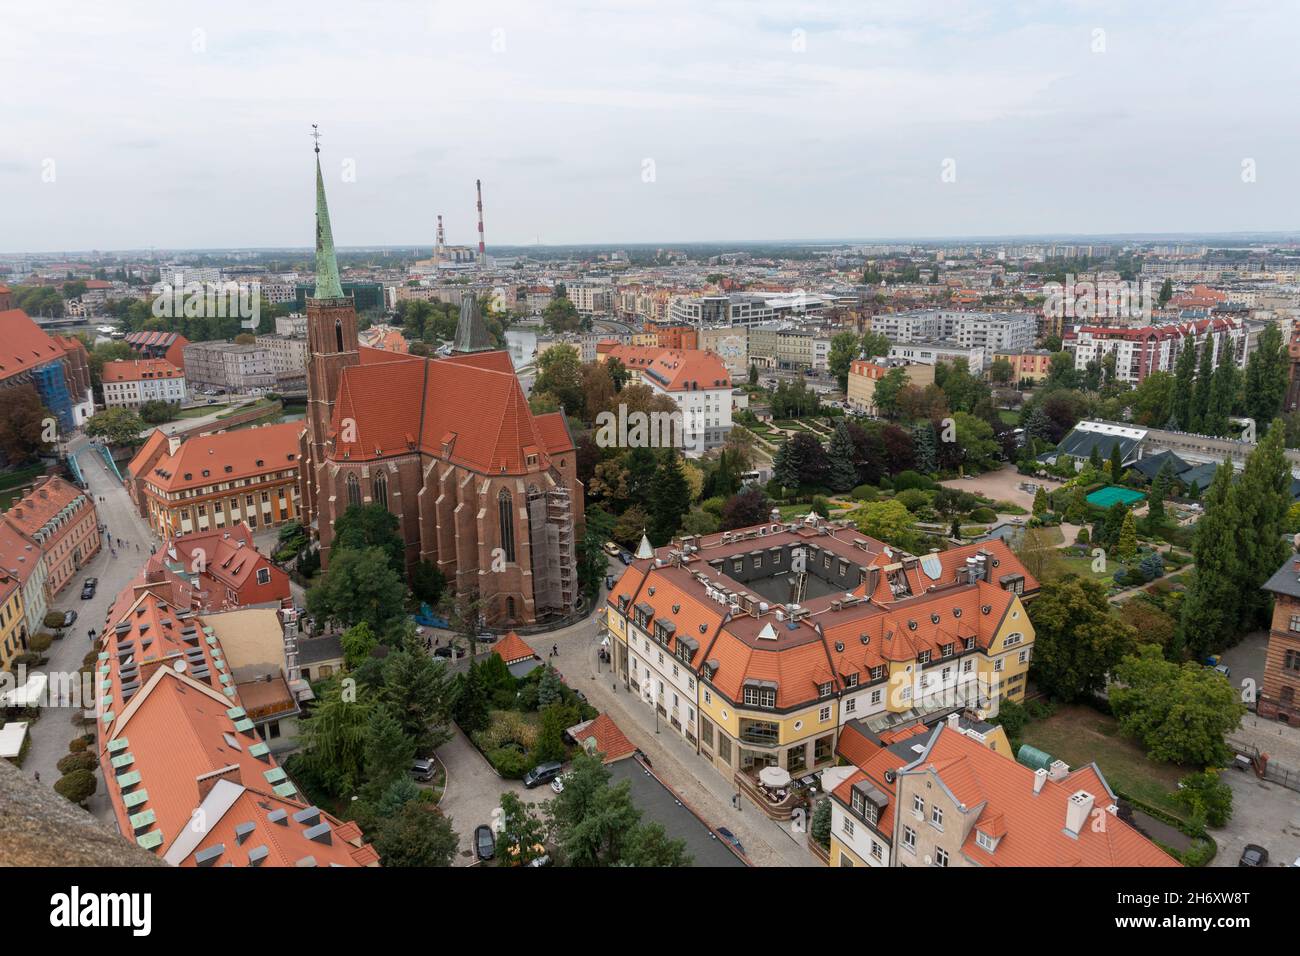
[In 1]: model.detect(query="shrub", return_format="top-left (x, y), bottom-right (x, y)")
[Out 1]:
top-left (1180, 838), bottom-right (1217, 867)
top-left (472, 711), bottom-right (538, 752)
top-left (969, 507), bottom-right (997, 523)
top-left (850, 484), bottom-right (879, 502)
top-left (487, 747), bottom-right (532, 779)
top-left (42, 611), bottom-right (65, 630)
top-left (1176, 771), bottom-right (1233, 828)
top-left (57, 752), bottom-right (98, 775)
top-left (892, 470), bottom-right (933, 492)
top-left (895, 489), bottom-right (929, 513)
top-left (54, 769), bottom-right (97, 804)
top-left (29, 633), bottom-right (54, 653)
top-left (1075, 527), bottom-right (1090, 544)
top-left (68, 734), bottom-right (94, 753)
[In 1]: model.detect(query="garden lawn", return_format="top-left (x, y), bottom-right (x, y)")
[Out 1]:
top-left (1020, 704), bottom-right (1187, 818)
top-left (1055, 553), bottom-right (1119, 582)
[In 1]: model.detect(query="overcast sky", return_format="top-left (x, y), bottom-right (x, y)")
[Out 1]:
top-left (4, 0), bottom-right (1299, 253)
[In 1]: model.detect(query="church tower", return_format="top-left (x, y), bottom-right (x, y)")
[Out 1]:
top-left (452, 294), bottom-right (495, 354)
top-left (301, 135), bottom-right (360, 527)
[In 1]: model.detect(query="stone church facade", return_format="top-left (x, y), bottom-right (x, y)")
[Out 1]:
top-left (298, 152), bottom-right (583, 626)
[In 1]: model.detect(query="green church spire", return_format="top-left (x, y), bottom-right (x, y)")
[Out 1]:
top-left (312, 129), bottom-right (344, 300)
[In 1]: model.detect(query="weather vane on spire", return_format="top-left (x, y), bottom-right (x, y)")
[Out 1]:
top-left (311, 124), bottom-right (321, 154)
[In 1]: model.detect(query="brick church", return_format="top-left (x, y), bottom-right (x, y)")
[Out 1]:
top-left (298, 148), bottom-right (583, 626)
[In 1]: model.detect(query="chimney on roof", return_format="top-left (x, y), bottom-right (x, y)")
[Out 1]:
top-left (168, 435), bottom-right (182, 456)
top-left (196, 764), bottom-right (243, 802)
top-left (1064, 790), bottom-right (1095, 837)
top-left (946, 712), bottom-right (960, 731)
top-left (1047, 759), bottom-right (1070, 781)
top-left (1033, 767), bottom-right (1047, 795)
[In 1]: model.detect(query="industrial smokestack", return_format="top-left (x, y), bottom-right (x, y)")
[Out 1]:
top-left (435, 214), bottom-right (445, 257)
top-left (475, 179), bottom-right (486, 270)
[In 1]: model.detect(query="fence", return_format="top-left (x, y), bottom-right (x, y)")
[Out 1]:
top-left (1226, 738), bottom-right (1300, 793)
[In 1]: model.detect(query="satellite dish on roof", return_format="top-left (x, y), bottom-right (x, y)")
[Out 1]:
top-left (173, 660), bottom-right (187, 672)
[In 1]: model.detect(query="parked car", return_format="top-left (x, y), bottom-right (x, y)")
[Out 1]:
top-left (62, 610), bottom-right (78, 628)
top-left (474, 825), bottom-right (495, 862)
top-left (1213, 664), bottom-right (1231, 678)
top-left (715, 827), bottom-right (745, 855)
top-left (410, 758), bottom-right (436, 782)
top-left (80, 578), bottom-right (98, 600)
top-left (605, 575), bottom-right (614, 590)
top-left (619, 551), bottom-right (634, 565)
top-left (433, 645), bottom-right (467, 660)
top-left (1238, 844), bottom-right (1269, 867)
top-left (522, 761), bottom-right (564, 789)
top-left (603, 541), bottom-right (621, 557)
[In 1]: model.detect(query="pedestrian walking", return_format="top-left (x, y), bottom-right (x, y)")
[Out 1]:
top-left (552, 643), bottom-right (559, 657)
top-left (34, 771), bottom-right (40, 783)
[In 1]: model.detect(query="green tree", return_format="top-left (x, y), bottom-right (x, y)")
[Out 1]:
top-left (1032, 486), bottom-right (1049, 516)
top-left (85, 407), bottom-right (146, 446)
top-left (0, 384), bottom-right (53, 463)
top-left (1110, 645), bottom-right (1245, 766)
top-left (1189, 340), bottom-right (1216, 433)
top-left (621, 821), bottom-right (692, 867)
top-left (1204, 338), bottom-right (1239, 436)
top-left (532, 704), bottom-right (568, 765)
top-left (496, 791), bottom-right (550, 865)
top-left (1170, 342), bottom-right (1197, 430)
top-left (296, 682), bottom-right (373, 798)
top-left (1178, 460), bottom-right (1243, 660)
top-left (306, 546), bottom-right (407, 634)
top-left (1116, 510), bottom-right (1137, 561)
top-left (648, 450), bottom-right (690, 545)
top-left (538, 666), bottom-right (563, 708)
top-left (532, 346), bottom-right (585, 415)
top-left (340, 621), bottom-right (379, 670)
top-left (1243, 322), bottom-right (1288, 425)
top-left (362, 706), bottom-right (416, 800)
top-left (542, 296), bottom-right (583, 333)
top-left (550, 751), bottom-right (640, 867)
top-left (373, 801), bottom-right (458, 867)
top-left (383, 644), bottom-right (456, 751)
top-left (1065, 483), bottom-right (1088, 523)
top-left (1228, 419), bottom-right (1291, 631)
top-left (871, 366), bottom-right (908, 418)
top-left (1148, 460), bottom-right (1172, 522)
top-left (333, 503), bottom-right (405, 576)
top-left (1175, 770), bottom-right (1234, 828)
top-left (1028, 575), bottom-right (1137, 702)
top-left (828, 331), bottom-right (860, 391)
top-left (1108, 441), bottom-right (1124, 484)
top-left (1158, 278), bottom-right (1173, 306)
top-left (410, 559), bottom-right (446, 607)
top-left (810, 797), bottom-right (832, 848)
top-left (852, 499), bottom-right (916, 551)
top-left (452, 661), bottom-right (490, 734)
top-left (825, 420), bottom-right (859, 493)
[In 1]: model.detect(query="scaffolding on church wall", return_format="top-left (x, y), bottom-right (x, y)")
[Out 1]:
top-left (527, 485), bottom-right (576, 618)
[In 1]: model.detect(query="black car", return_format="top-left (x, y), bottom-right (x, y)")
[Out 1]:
top-left (619, 551), bottom-right (633, 565)
top-left (715, 827), bottom-right (745, 855)
top-left (1239, 844), bottom-right (1269, 867)
top-left (62, 609), bottom-right (78, 628)
top-left (433, 645), bottom-right (466, 660)
top-left (474, 825), bottom-right (496, 862)
top-left (80, 578), bottom-right (98, 600)
top-left (522, 761), bottom-right (564, 788)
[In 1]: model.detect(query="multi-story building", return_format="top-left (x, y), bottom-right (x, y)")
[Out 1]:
top-left (830, 719), bottom-right (1176, 867)
top-left (2, 476), bottom-right (99, 600)
top-left (123, 331), bottom-right (190, 370)
top-left (101, 359), bottom-right (188, 409)
top-left (125, 423), bottom-right (302, 537)
top-left (0, 566), bottom-right (27, 672)
top-left (148, 524), bottom-right (291, 610)
top-left (567, 284), bottom-right (613, 316)
top-left (874, 309), bottom-right (1036, 353)
top-left (0, 519), bottom-right (48, 651)
top-left (255, 333), bottom-right (311, 372)
top-left (181, 341), bottom-right (276, 394)
top-left (992, 348), bottom-right (1054, 384)
top-left (603, 517), bottom-right (1039, 792)
top-left (886, 341), bottom-right (986, 375)
top-left (597, 344), bottom-right (733, 454)
top-left (698, 325), bottom-right (749, 377)
top-left (1065, 317), bottom-right (1258, 384)
top-left (1260, 554), bottom-right (1300, 724)
top-left (0, 309), bottom-right (96, 431)
top-left (846, 360), bottom-right (935, 415)
top-left (748, 322), bottom-right (829, 371)
top-left (94, 581), bottom-right (379, 865)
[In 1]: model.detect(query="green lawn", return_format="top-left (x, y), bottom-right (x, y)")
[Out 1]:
top-left (1055, 553), bottom-right (1116, 582)
top-left (175, 403), bottom-right (226, 419)
top-left (998, 409), bottom-right (1020, 426)
top-left (1020, 704), bottom-right (1187, 817)
top-left (0, 463), bottom-right (45, 509)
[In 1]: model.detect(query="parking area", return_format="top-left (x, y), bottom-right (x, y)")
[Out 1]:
top-left (1209, 768), bottom-right (1300, 868)
top-left (434, 726), bottom-right (536, 866)
top-left (1217, 631), bottom-right (1268, 691)
top-left (607, 759), bottom-right (745, 867)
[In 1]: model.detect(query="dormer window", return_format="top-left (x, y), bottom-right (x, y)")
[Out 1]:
top-left (917, 650), bottom-right (931, 665)
top-left (818, 681), bottom-right (833, 698)
top-left (976, 830), bottom-right (997, 852)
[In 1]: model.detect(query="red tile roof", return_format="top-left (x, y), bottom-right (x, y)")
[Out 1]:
top-left (0, 309), bottom-right (65, 384)
top-left (494, 631), bottom-right (537, 665)
top-left (102, 358), bottom-right (183, 383)
top-left (127, 422), bottom-right (300, 493)
top-left (567, 713), bottom-right (636, 763)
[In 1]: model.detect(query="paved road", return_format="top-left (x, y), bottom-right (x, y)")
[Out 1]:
top-left (23, 441), bottom-right (156, 819)
top-left (435, 726), bottom-right (538, 866)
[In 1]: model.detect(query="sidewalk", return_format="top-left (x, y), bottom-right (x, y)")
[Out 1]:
top-left (550, 619), bottom-right (818, 867)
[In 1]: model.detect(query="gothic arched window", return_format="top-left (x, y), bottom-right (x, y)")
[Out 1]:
top-left (507, 596), bottom-right (516, 620)
top-left (498, 488), bottom-right (516, 564)
top-left (373, 471), bottom-right (389, 510)
top-left (335, 318), bottom-right (345, 352)
top-left (346, 473), bottom-right (361, 509)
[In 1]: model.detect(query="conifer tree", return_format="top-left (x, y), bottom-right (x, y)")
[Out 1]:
top-left (1244, 323), bottom-right (1288, 425)
top-left (649, 450), bottom-right (691, 545)
top-left (1189, 340), bottom-right (1216, 433)
top-left (1148, 460), bottom-right (1171, 522)
top-left (1116, 510), bottom-right (1137, 562)
top-left (1170, 341), bottom-right (1197, 431)
top-left (1178, 460), bottom-right (1243, 660)
top-left (826, 420), bottom-right (859, 493)
top-left (1228, 420), bottom-right (1291, 630)
top-left (1205, 338), bottom-right (1239, 437)
top-left (1109, 441), bottom-right (1124, 484)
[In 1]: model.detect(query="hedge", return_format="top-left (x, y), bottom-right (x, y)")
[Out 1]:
top-left (54, 769), bottom-right (97, 804)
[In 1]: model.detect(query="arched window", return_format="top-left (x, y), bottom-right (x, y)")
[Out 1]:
top-left (507, 596), bottom-right (516, 620)
top-left (335, 318), bottom-right (345, 352)
top-left (373, 471), bottom-right (388, 510)
top-left (498, 488), bottom-right (516, 564)
top-left (346, 473), bottom-right (361, 509)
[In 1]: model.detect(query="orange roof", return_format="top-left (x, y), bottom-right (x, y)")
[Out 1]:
top-left (493, 631), bottom-right (537, 665)
top-left (329, 350), bottom-right (572, 473)
top-left (907, 726), bottom-right (1178, 867)
top-left (567, 713), bottom-right (636, 763)
top-left (0, 309), bottom-right (66, 383)
top-left (102, 358), bottom-right (182, 383)
top-left (4, 476), bottom-right (93, 540)
top-left (602, 344), bottom-right (731, 391)
top-left (0, 519), bottom-right (42, 588)
top-left (127, 422), bottom-right (300, 493)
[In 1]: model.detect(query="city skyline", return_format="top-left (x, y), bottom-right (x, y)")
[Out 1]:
top-left (5, 0), bottom-right (1300, 252)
